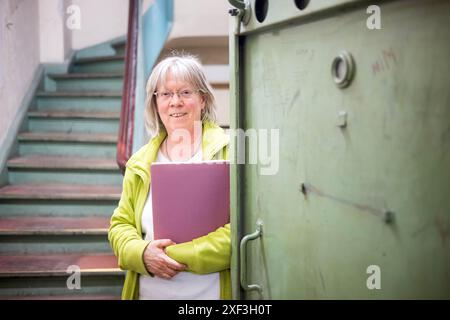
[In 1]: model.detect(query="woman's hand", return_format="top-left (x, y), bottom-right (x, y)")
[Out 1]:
top-left (143, 239), bottom-right (187, 279)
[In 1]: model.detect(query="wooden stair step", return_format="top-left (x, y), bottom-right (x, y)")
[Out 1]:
top-left (0, 254), bottom-right (121, 277)
top-left (36, 91), bottom-right (122, 98)
top-left (47, 73), bottom-right (123, 79)
top-left (0, 183), bottom-right (121, 200)
top-left (28, 110), bottom-right (120, 119)
top-left (75, 55), bottom-right (125, 64)
top-left (0, 216), bottom-right (109, 235)
top-left (7, 155), bottom-right (119, 170)
top-left (18, 132), bottom-right (117, 143)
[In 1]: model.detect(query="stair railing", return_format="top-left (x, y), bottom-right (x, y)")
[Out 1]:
top-left (117, 0), bottom-right (139, 175)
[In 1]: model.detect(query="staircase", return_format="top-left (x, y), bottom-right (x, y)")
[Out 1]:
top-left (0, 41), bottom-right (127, 299)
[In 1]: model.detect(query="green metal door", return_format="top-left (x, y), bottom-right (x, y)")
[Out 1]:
top-left (229, 0), bottom-right (450, 299)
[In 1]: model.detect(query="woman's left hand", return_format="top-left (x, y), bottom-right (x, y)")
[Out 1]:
top-left (143, 239), bottom-right (187, 279)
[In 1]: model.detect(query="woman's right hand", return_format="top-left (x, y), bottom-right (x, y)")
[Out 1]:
top-left (143, 239), bottom-right (187, 279)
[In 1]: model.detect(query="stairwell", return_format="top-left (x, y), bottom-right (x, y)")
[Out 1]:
top-left (0, 41), bottom-right (127, 299)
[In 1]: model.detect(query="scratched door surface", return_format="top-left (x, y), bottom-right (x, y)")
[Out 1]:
top-left (233, 0), bottom-right (450, 299)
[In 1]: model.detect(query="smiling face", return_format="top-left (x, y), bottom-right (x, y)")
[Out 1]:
top-left (155, 72), bottom-right (205, 137)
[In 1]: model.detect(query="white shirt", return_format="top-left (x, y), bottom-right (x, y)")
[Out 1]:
top-left (139, 142), bottom-right (220, 300)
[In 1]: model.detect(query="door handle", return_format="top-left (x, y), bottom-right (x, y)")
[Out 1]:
top-left (240, 219), bottom-right (263, 293)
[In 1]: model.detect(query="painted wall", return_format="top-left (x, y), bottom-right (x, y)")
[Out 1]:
top-left (71, 0), bottom-right (129, 50)
top-left (0, 0), bottom-right (40, 166)
top-left (39, 0), bottom-right (73, 64)
top-left (64, 0), bottom-right (73, 57)
top-left (40, 0), bottom-right (127, 62)
top-left (169, 0), bottom-right (229, 41)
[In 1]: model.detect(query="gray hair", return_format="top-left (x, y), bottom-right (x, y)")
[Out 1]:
top-left (144, 54), bottom-right (217, 136)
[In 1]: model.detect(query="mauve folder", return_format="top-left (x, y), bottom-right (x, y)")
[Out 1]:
top-left (151, 161), bottom-right (230, 243)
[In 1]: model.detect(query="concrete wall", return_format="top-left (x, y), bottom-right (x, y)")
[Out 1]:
top-left (0, 0), bottom-right (41, 160)
top-left (71, 0), bottom-right (129, 50)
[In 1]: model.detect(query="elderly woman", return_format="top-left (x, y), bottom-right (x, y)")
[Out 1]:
top-left (108, 55), bottom-right (231, 300)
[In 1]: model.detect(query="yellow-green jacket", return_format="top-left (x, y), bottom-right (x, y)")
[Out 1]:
top-left (108, 120), bottom-right (231, 300)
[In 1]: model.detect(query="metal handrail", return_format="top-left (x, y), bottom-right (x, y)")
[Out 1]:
top-left (117, 0), bottom-right (139, 175)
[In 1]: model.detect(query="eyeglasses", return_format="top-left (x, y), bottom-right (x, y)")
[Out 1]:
top-left (153, 89), bottom-right (203, 102)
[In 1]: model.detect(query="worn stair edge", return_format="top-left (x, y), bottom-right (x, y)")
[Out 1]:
top-left (0, 216), bottom-right (109, 236)
top-left (0, 254), bottom-right (122, 278)
top-left (28, 110), bottom-right (120, 119)
top-left (0, 183), bottom-right (121, 201)
top-left (74, 55), bottom-right (125, 64)
top-left (36, 91), bottom-right (122, 98)
top-left (7, 156), bottom-right (119, 170)
top-left (47, 73), bottom-right (124, 79)
top-left (18, 132), bottom-right (118, 143)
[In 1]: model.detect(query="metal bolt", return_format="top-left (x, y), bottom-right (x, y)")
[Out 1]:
top-left (300, 183), bottom-right (307, 196)
top-left (228, 8), bottom-right (239, 16)
top-left (337, 111), bottom-right (347, 128)
top-left (383, 210), bottom-right (395, 224)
